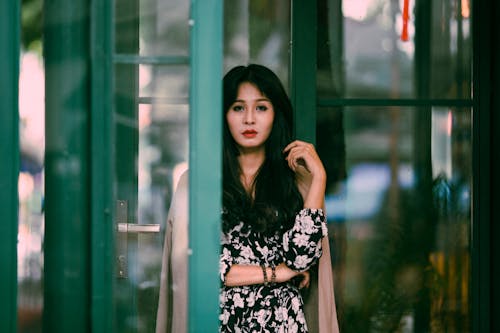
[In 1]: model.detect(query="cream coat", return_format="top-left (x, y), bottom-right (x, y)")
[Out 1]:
top-left (156, 172), bottom-right (339, 332)
top-left (156, 172), bottom-right (189, 333)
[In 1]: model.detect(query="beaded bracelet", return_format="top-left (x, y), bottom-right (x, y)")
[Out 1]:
top-left (271, 265), bottom-right (276, 284)
top-left (261, 265), bottom-right (268, 286)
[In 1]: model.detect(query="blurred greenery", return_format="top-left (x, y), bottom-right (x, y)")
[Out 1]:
top-left (21, 0), bottom-right (43, 54)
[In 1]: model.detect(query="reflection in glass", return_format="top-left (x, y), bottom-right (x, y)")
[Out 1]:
top-left (319, 106), bottom-right (472, 332)
top-left (139, 65), bottom-right (189, 101)
top-left (18, 52), bottom-right (45, 333)
top-left (114, 0), bottom-right (189, 57)
top-left (318, 0), bottom-right (472, 99)
top-left (224, 0), bottom-right (290, 88)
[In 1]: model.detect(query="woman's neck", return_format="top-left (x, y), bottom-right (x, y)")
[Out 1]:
top-left (237, 148), bottom-right (265, 192)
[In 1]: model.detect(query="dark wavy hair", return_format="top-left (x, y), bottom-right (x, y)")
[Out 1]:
top-left (222, 64), bottom-right (303, 235)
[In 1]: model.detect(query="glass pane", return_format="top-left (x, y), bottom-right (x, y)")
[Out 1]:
top-left (317, 0), bottom-right (472, 99)
top-left (138, 64), bottom-right (189, 100)
top-left (428, 1), bottom-right (472, 99)
top-left (317, 105), bottom-right (472, 332)
top-left (140, 0), bottom-right (190, 57)
top-left (224, 0), bottom-right (290, 87)
top-left (18, 51), bottom-right (45, 333)
top-left (113, 0), bottom-right (190, 56)
top-left (114, 0), bottom-right (189, 331)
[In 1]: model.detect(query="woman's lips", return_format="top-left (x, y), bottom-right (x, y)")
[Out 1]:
top-left (242, 130), bottom-right (257, 138)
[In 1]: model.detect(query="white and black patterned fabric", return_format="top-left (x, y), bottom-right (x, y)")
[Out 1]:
top-left (219, 208), bottom-right (327, 333)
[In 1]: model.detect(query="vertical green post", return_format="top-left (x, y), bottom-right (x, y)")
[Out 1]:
top-left (472, 0), bottom-right (492, 332)
top-left (90, 0), bottom-right (114, 331)
top-left (0, 1), bottom-right (20, 332)
top-left (487, 3), bottom-right (500, 332)
top-left (188, 0), bottom-right (223, 331)
top-left (43, 1), bottom-right (90, 332)
top-left (290, 0), bottom-right (317, 143)
top-left (413, 2), bottom-right (434, 330)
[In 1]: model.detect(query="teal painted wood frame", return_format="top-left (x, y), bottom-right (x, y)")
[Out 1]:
top-left (487, 2), bottom-right (500, 331)
top-left (0, 1), bottom-right (20, 332)
top-left (290, 0), bottom-right (317, 144)
top-left (472, 0), bottom-right (492, 332)
top-left (188, 0), bottom-right (223, 331)
top-left (90, 0), bottom-right (114, 331)
top-left (43, 1), bottom-right (91, 332)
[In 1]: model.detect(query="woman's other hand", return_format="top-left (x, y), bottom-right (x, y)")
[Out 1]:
top-left (276, 263), bottom-right (310, 289)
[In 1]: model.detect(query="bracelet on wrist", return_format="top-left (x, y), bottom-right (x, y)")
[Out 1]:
top-left (261, 265), bottom-right (268, 286)
top-left (271, 265), bottom-right (276, 284)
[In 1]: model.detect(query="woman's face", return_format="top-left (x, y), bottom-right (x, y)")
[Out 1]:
top-left (226, 82), bottom-right (275, 153)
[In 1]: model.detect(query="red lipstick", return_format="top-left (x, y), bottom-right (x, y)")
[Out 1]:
top-left (242, 129), bottom-right (257, 138)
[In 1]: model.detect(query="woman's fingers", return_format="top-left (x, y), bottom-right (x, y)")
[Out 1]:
top-left (298, 271), bottom-right (310, 289)
top-left (283, 140), bottom-right (314, 154)
top-left (284, 140), bottom-right (320, 174)
top-left (277, 263), bottom-right (311, 288)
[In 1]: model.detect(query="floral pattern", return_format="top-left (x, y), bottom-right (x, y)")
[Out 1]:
top-left (219, 208), bottom-right (327, 332)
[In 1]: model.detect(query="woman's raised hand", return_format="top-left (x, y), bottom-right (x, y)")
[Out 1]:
top-left (283, 140), bottom-right (326, 209)
top-left (283, 140), bottom-right (326, 179)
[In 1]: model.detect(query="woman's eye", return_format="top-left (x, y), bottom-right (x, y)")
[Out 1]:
top-left (256, 105), bottom-right (268, 111)
top-left (232, 105), bottom-right (244, 112)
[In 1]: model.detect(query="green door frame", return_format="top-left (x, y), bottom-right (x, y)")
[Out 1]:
top-left (472, 1), bottom-right (494, 332)
top-left (87, 0), bottom-right (225, 331)
top-left (188, 1), bottom-right (223, 331)
top-left (489, 2), bottom-right (500, 330)
top-left (88, 0), bottom-right (225, 331)
top-left (43, 1), bottom-right (91, 332)
top-left (90, 0), bottom-right (114, 331)
top-left (290, 0), bottom-right (317, 143)
top-left (0, 1), bottom-right (20, 332)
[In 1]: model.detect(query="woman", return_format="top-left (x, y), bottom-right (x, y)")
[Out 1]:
top-left (156, 64), bottom-right (339, 333)
top-left (219, 64), bottom-right (338, 332)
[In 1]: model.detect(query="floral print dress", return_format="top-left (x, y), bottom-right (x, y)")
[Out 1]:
top-left (219, 208), bottom-right (327, 333)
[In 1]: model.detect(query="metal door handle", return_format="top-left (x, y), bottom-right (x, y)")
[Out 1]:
top-left (115, 200), bottom-right (160, 279)
top-left (117, 223), bottom-right (160, 233)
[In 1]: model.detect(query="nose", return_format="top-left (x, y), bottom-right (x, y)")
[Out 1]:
top-left (243, 109), bottom-right (255, 124)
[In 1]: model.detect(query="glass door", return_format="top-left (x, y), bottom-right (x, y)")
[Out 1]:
top-left (316, 0), bottom-right (473, 332)
top-left (110, 0), bottom-right (223, 331)
top-left (112, 0), bottom-right (190, 331)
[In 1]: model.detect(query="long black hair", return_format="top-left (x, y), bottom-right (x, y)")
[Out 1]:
top-left (222, 64), bottom-right (303, 235)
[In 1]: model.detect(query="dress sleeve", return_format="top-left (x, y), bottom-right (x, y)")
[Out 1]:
top-left (282, 208), bottom-right (328, 272)
top-left (219, 232), bottom-right (235, 284)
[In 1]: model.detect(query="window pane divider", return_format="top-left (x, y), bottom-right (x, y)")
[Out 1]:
top-left (318, 98), bottom-right (474, 107)
top-left (113, 53), bottom-right (189, 65)
top-left (90, 0), bottom-right (114, 330)
top-left (138, 97), bottom-right (188, 105)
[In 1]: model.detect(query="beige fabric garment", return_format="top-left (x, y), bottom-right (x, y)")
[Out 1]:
top-left (317, 237), bottom-right (340, 332)
top-left (156, 172), bottom-right (189, 333)
top-left (156, 172), bottom-right (340, 332)
top-left (303, 232), bottom-right (340, 333)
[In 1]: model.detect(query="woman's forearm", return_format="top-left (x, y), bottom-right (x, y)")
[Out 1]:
top-left (224, 264), bottom-right (269, 287)
top-left (302, 174), bottom-right (326, 209)
top-left (224, 263), bottom-right (300, 287)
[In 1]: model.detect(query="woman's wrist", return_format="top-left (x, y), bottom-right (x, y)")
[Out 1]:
top-left (261, 265), bottom-right (269, 285)
top-left (303, 179), bottom-right (326, 209)
top-left (261, 265), bottom-right (277, 285)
